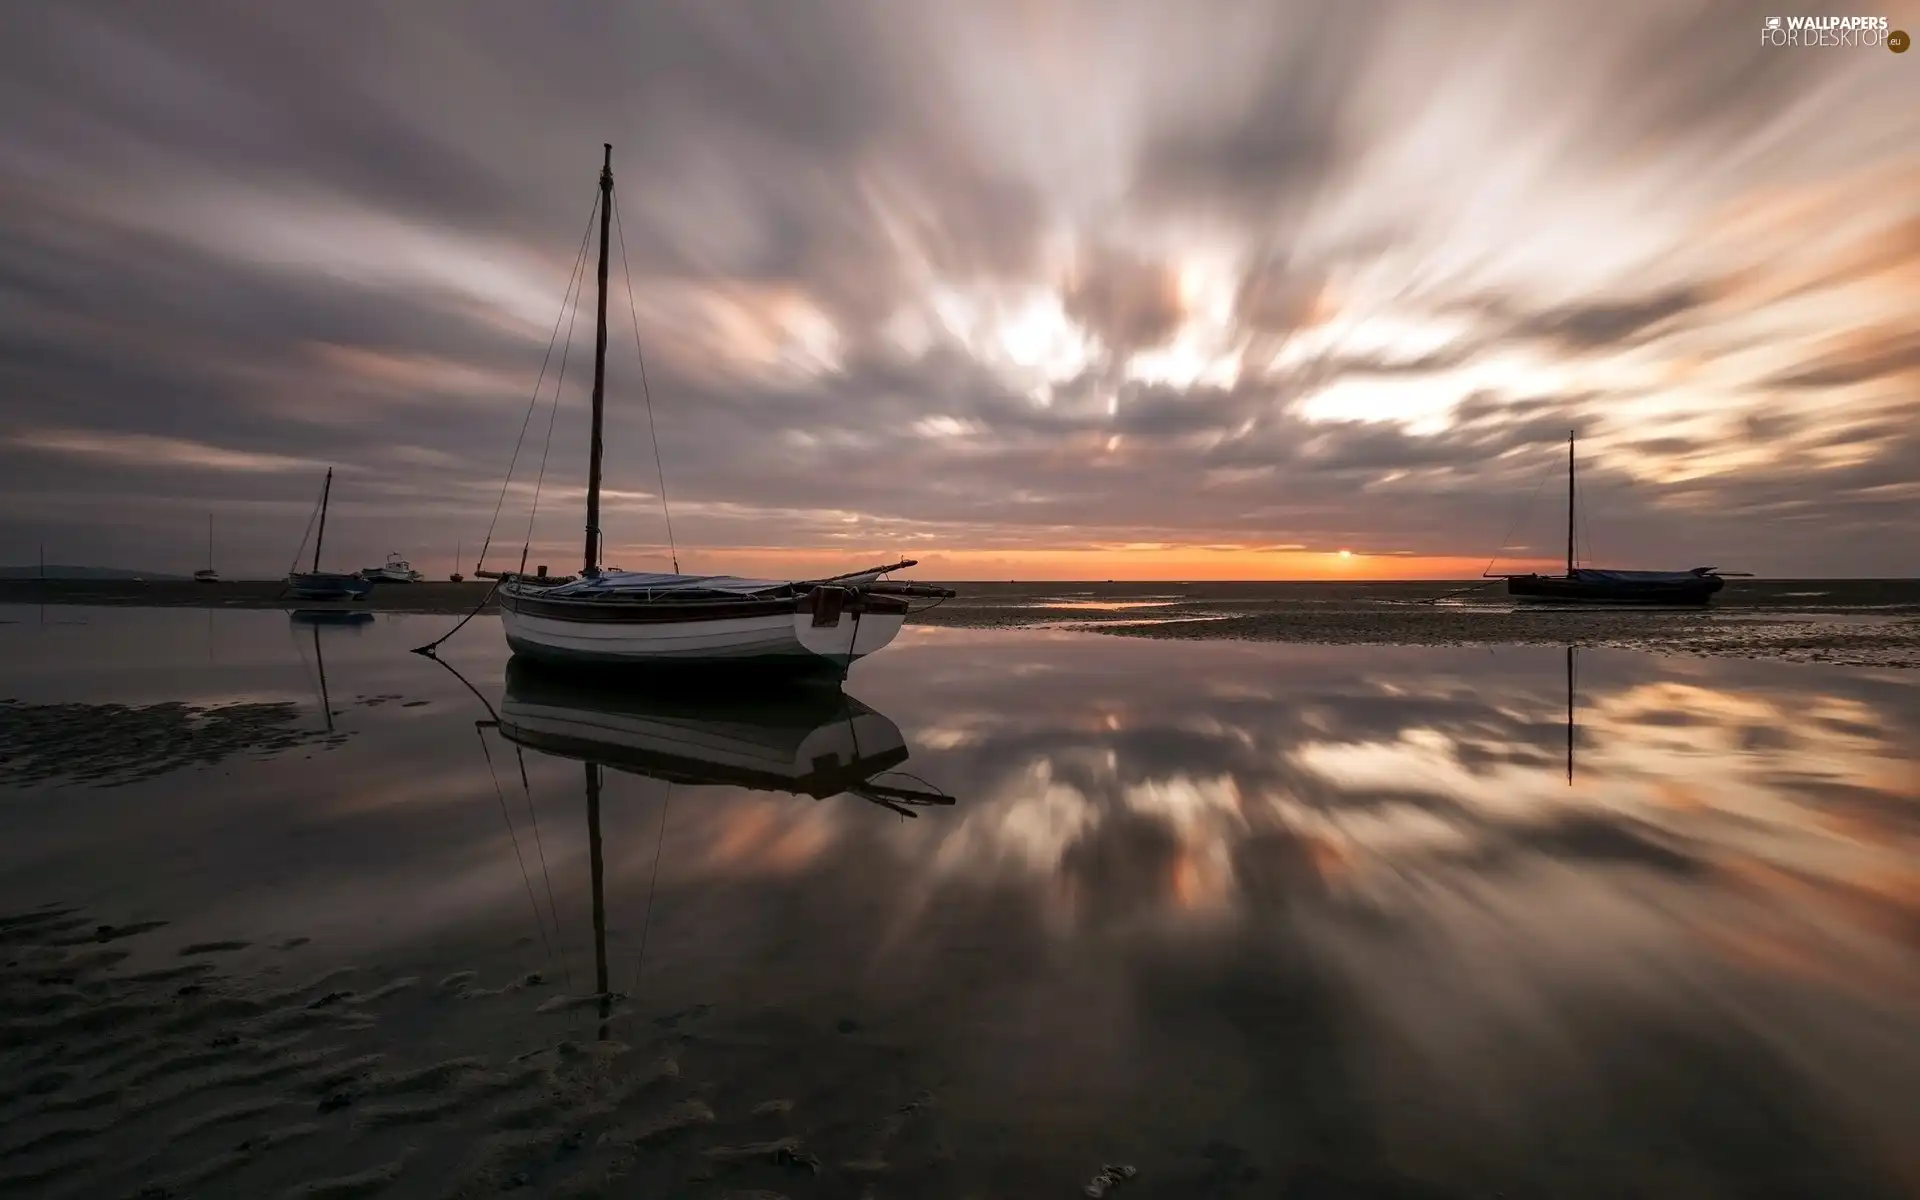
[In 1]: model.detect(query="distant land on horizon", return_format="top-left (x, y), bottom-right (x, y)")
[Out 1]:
top-left (0, 565), bottom-right (193, 581)
top-left (1, 566), bottom-right (1914, 587)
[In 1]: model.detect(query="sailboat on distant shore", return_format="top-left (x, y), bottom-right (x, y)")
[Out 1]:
top-left (285, 468), bottom-right (374, 600)
top-left (193, 513), bottom-right (219, 583)
top-left (1487, 432), bottom-right (1749, 606)
top-left (485, 144), bottom-right (954, 670)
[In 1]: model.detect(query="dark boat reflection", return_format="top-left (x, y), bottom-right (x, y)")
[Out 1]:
top-left (288, 608), bottom-right (375, 626)
top-left (453, 658), bottom-right (956, 1039)
top-left (289, 610), bottom-right (360, 734)
top-left (495, 657), bottom-right (955, 817)
top-left (1567, 644), bottom-right (1576, 785)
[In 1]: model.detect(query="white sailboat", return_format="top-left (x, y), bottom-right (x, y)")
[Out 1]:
top-left (491, 145), bottom-right (953, 670)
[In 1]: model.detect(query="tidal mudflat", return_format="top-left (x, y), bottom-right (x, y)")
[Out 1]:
top-left (1, 607), bottom-right (1915, 1198)
top-left (8, 578), bottom-right (1916, 670)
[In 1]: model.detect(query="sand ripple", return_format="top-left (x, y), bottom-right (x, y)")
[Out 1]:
top-left (0, 700), bottom-right (352, 788)
top-left (0, 903), bottom-right (952, 1198)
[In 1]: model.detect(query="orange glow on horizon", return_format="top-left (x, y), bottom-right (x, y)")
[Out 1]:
top-left (594, 543), bottom-right (1557, 582)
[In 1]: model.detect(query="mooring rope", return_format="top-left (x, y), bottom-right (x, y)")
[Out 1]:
top-left (409, 579), bottom-right (499, 657)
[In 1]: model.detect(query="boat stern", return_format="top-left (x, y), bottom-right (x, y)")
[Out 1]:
top-left (794, 586), bottom-right (909, 664)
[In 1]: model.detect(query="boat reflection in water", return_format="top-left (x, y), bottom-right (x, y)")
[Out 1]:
top-left (494, 658), bottom-right (954, 816)
top-left (289, 609), bottom-right (375, 735)
top-left (476, 658), bottom-right (955, 1036)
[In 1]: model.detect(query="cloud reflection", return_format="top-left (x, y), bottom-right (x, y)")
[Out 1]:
top-left (3, 614), bottom-right (1916, 1192)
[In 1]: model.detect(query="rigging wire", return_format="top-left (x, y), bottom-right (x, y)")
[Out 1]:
top-left (478, 724), bottom-right (556, 966)
top-left (286, 474), bottom-right (325, 576)
top-left (868, 769), bottom-right (945, 796)
top-left (286, 620), bottom-right (324, 711)
top-left (632, 783), bottom-right (672, 1004)
top-left (414, 191), bottom-right (596, 654)
top-left (611, 191), bottom-right (680, 573)
top-left (517, 224), bottom-right (590, 578)
top-left (1578, 480), bottom-right (1599, 569)
top-left (477, 193), bottom-right (601, 574)
top-left (513, 745), bottom-right (571, 989)
top-left (1483, 455), bottom-right (1561, 577)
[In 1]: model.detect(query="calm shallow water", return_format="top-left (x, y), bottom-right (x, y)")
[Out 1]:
top-left (0, 607), bottom-right (1916, 1198)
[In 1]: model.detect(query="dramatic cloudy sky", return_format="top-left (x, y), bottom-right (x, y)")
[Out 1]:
top-left (1, 0), bottom-right (1915, 579)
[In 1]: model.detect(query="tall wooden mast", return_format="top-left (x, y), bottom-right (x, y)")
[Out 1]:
top-left (584, 144), bottom-right (614, 576)
top-left (313, 468), bottom-right (332, 574)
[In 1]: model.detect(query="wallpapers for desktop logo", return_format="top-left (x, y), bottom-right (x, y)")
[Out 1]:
top-left (1760, 14), bottom-right (1905, 49)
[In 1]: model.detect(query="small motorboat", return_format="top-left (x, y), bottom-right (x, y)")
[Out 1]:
top-left (361, 553), bottom-right (424, 583)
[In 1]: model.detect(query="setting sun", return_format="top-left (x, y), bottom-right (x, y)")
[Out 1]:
top-left (1339, 549), bottom-right (1353, 559)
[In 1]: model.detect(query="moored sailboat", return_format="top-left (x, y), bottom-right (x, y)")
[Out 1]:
top-left (491, 145), bottom-right (953, 669)
top-left (286, 468), bottom-right (374, 600)
top-left (192, 513), bottom-right (219, 583)
top-left (1488, 433), bottom-right (1748, 606)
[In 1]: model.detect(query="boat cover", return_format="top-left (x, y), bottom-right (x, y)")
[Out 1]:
top-left (545, 571), bottom-right (791, 598)
top-left (1569, 568), bottom-right (1708, 584)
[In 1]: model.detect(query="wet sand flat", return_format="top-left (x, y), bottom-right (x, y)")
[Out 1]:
top-left (0, 579), bottom-right (499, 615)
top-left (0, 902), bottom-right (914, 1200)
top-left (2, 612), bottom-right (1917, 1197)
top-left (907, 579), bottom-right (1920, 669)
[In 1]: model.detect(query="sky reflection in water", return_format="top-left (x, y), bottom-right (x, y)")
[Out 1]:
top-left (1, 607), bottom-right (1916, 1196)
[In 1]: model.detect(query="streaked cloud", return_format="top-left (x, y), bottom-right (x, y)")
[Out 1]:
top-left (12, 429), bottom-right (329, 474)
top-left (0, 0), bottom-right (1914, 576)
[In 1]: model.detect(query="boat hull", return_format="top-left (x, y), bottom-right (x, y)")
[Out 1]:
top-left (1506, 574), bottom-right (1724, 605)
top-left (286, 572), bottom-right (375, 600)
top-left (499, 585), bottom-right (909, 668)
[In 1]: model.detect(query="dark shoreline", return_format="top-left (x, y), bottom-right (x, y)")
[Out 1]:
top-left (3, 577), bottom-right (1915, 668)
top-left (6, 576), bottom-right (1918, 613)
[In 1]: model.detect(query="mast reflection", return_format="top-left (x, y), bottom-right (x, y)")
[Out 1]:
top-left (473, 658), bottom-right (956, 1037)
